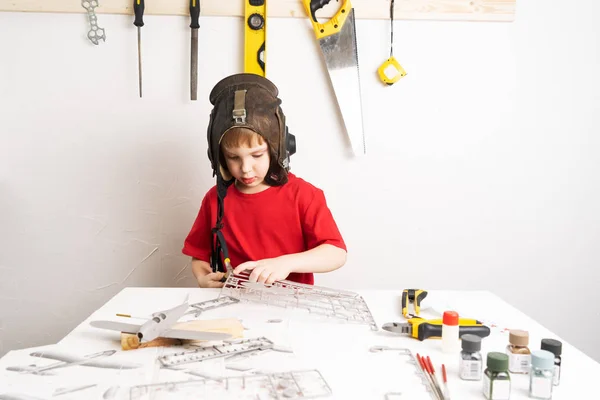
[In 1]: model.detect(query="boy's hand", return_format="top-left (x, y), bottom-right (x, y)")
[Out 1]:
top-left (233, 259), bottom-right (290, 285)
top-left (196, 272), bottom-right (226, 288)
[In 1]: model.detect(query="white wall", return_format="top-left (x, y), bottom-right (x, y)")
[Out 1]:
top-left (1, 0), bottom-right (599, 361)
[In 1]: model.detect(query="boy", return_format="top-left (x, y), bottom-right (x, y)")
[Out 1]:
top-left (182, 73), bottom-right (346, 288)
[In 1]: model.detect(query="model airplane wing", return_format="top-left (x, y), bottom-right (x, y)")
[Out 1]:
top-left (4, 366), bottom-right (55, 375)
top-left (90, 319), bottom-right (231, 341)
top-left (160, 329), bottom-right (231, 341)
top-left (5, 350), bottom-right (141, 373)
top-left (29, 350), bottom-right (140, 369)
top-left (0, 393), bottom-right (47, 400)
top-left (90, 320), bottom-right (142, 334)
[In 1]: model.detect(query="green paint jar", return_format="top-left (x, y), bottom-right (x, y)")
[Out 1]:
top-left (483, 352), bottom-right (511, 400)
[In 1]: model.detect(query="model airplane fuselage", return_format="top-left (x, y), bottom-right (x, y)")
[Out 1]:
top-left (137, 301), bottom-right (188, 342)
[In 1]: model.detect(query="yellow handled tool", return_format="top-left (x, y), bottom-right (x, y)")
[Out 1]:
top-left (401, 289), bottom-right (427, 318)
top-left (382, 317), bottom-right (491, 341)
top-left (303, 0), bottom-right (351, 39)
top-left (377, 0), bottom-right (406, 85)
top-left (302, 0), bottom-right (366, 156)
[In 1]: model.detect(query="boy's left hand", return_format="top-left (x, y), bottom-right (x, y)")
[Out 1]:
top-left (233, 259), bottom-right (291, 284)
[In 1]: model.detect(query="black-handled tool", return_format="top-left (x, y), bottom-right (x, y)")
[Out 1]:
top-left (189, 0), bottom-right (200, 100)
top-left (133, 0), bottom-right (145, 98)
top-left (382, 318), bottom-right (491, 342)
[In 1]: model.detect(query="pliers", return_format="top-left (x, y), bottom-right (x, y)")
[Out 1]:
top-left (382, 317), bottom-right (491, 341)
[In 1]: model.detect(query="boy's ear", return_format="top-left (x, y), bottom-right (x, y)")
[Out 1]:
top-left (219, 165), bottom-right (232, 181)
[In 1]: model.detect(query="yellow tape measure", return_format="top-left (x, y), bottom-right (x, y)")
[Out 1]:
top-left (244, 0), bottom-right (266, 76)
top-left (378, 0), bottom-right (406, 85)
top-left (378, 57), bottom-right (406, 85)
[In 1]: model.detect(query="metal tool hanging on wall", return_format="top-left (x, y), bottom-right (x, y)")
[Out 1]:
top-left (302, 0), bottom-right (366, 156)
top-left (81, 0), bottom-right (106, 45)
top-left (377, 0), bottom-right (407, 85)
top-left (189, 0), bottom-right (200, 100)
top-left (245, 0), bottom-right (267, 76)
top-left (133, 0), bottom-right (145, 98)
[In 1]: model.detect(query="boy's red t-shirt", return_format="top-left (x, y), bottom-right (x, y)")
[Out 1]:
top-left (182, 173), bottom-right (346, 285)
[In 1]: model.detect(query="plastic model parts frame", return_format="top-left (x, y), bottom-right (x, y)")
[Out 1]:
top-left (219, 273), bottom-right (378, 330)
top-left (129, 369), bottom-right (332, 399)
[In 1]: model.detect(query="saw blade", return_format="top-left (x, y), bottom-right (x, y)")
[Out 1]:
top-left (316, 8), bottom-right (365, 155)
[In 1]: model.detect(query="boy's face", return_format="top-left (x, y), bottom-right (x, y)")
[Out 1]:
top-left (223, 142), bottom-right (271, 194)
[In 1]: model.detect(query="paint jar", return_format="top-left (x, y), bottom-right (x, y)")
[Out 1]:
top-left (540, 338), bottom-right (562, 386)
top-left (506, 329), bottom-right (531, 374)
top-left (483, 352), bottom-right (511, 400)
top-left (459, 334), bottom-right (483, 381)
top-left (441, 311), bottom-right (460, 353)
top-left (529, 350), bottom-right (555, 399)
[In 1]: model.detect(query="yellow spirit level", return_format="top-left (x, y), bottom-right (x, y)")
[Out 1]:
top-left (244, 0), bottom-right (266, 76)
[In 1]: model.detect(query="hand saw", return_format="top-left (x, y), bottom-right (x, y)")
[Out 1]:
top-left (302, 0), bottom-right (366, 156)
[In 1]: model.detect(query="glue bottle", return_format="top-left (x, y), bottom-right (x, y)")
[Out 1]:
top-left (442, 310), bottom-right (460, 353)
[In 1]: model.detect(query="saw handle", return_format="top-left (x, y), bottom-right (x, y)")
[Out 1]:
top-left (303, 0), bottom-right (352, 39)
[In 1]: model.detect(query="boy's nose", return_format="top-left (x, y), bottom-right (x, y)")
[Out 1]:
top-left (241, 162), bottom-right (252, 174)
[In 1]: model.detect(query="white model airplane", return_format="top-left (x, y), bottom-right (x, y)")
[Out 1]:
top-left (90, 297), bottom-right (232, 343)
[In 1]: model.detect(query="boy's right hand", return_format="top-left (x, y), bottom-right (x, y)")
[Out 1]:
top-left (196, 272), bottom-right (226, 288)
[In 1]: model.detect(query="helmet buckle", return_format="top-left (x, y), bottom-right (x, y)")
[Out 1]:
top-left (232, 89), bottom-right (247, 124)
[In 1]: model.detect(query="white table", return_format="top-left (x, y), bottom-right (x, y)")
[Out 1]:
top-left (0, 287), bottom-right (597, 399)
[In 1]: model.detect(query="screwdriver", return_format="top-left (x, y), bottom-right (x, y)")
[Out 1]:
top-left (133, 0), bottom-right (145, 98)
top-left (189, 0), bottom-right (200, 101)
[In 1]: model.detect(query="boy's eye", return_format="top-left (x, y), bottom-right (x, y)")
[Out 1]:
top-left (252, 153), bottom-right (265, 159)
top-left (226, 155), bottom-right (239, 160)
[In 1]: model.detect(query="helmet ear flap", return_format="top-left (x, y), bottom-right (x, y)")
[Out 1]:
top-left (287, 128), bottom-right (296, 156)
top-left (283, 126), bottom-right (296, 169)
